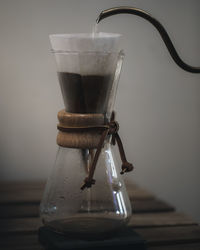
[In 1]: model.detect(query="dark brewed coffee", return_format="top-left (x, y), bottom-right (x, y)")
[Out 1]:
top-left (58, 72), bottom-right (113, 113)
top-left (46, 216), bottom-right (126, 238)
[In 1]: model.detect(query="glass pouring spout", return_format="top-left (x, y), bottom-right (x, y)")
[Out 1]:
top-left (96, 6), bottom-right (200, 74)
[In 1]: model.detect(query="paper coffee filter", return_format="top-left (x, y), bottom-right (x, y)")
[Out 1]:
top-left (50, 33), bottom-right (122, 75)
top-left (49, 33), bottom-right (122, 52)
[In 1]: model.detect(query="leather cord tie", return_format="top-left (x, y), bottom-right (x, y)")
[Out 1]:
top-left (81, 112), bottom-right (134, 190)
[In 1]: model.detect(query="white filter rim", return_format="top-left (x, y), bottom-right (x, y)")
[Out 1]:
top-left (49, 32), bottom-right (122, 39)
top-left (49, 32), bottom-right (122, 53)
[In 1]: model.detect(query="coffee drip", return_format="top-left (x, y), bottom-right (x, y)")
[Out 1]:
top-left (92, 22), bottom-right (98, 38)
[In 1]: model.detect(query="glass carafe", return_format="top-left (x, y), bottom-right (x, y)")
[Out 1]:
top-left (40, 33), bottom-right (132, 238)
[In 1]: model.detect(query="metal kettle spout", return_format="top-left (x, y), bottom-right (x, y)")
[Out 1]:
top-left (96, 6), bottom-right (200, 73)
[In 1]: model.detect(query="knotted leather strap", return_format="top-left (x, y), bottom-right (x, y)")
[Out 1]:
top-left (80, 112), bottom-right (134, 190)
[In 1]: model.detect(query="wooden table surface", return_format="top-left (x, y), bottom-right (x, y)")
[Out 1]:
top-left (0, 181), bottom-right (200, 249)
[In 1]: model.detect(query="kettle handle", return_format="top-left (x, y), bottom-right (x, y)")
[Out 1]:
top-left (97, 6), bottom-right (200, 73)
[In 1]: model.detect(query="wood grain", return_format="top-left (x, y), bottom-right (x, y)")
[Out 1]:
top-left (148, 243), bottom-right (200, 250)
top-left (0, 181), bottom-right (200, 250)
top-left (0, 181), bottom-right (45, 191)
top-left (0, 234), bottom-right (41, 249)
top-left (132, 199), bottom-right (174, 213)
top-left (129, 212), bottom-right (197, 228)
top-left (0, 181), bottom-right (155, 205)
top-left (0, 217), bottom-right (42, 235)
top-left (0, 198), bottom-right (174, 219)
top-left (1, 225), bottom-right (200, 249)
top-left (135, 226), bottom-right (200, 246)
top-left (57, 110), bottom-right (105, 148)
top-left (0, 204), bottom-right (39, 218)
top-left (128, 188), bottom-right (155, 200)
top-left (57, 110), bottom-right (105, 127)
top-left (0, 211), bottom-right (196, 235)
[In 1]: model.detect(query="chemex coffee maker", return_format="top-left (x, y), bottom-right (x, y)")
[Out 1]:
top-left (40, 6), bottom-right (200, 239)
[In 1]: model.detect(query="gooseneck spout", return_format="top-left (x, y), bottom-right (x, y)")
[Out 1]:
top-left (96, 6), bottom-right (200, 73)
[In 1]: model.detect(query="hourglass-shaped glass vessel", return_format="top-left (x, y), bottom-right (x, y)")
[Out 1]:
top-left (40, 33), bottom-right (132, 238)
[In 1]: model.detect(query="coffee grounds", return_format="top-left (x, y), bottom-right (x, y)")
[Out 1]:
top-left (58, 72), bottom-right (113, 113)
